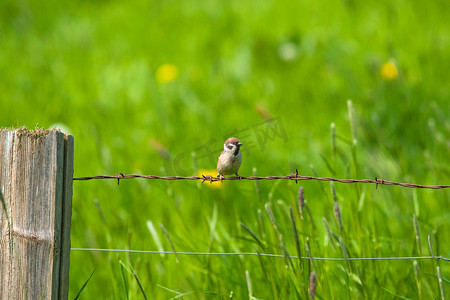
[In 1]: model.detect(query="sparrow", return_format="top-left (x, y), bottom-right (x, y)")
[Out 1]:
top-left (217, 137), bottom-right (243, 180)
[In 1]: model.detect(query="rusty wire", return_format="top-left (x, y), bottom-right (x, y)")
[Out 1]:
top-left (73, 169), bottom-right (450, 189)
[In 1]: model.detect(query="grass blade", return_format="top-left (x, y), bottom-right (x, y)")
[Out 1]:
top-left (256, 250), bottom-right (269, 281)
top-left (133, 268), bottom-right (148, 300)
top-left (160, 223), bottom-right (179, 262)
top-left (330, 122), bottom-right (336, 161)
top-left (73, 268), bottom-right (96, 300)
top-left (240, 222), bottom-right (265, 250)
top-left (280, 235), bottom-right (296, 275)
top-left (413, 214), bottom-right (422, 256)
top-left (146, 220), bottom-right (165, 258)
top-left (265, 203), bottom-right (279, 233)
top-left (347, 99), bottom-right (357, 145)
top-left (322, 217), bottom-right (336, 251)
top-left (119, 258), bottom-right (130, 300)
top-left (289, 207), bottom-right (302, 271)
top-left (157, 284), bottom-right (194, 299)
top-left (437, 266), bottom-right (445, 300)
top-left (305, 238), bottom-right (319, 282)
top-left (413, 260), bottom-right (422, 299)
top-left (246, 270), bottom-right (253, 299)
top-left (119, 258), bottom-right (148, 300)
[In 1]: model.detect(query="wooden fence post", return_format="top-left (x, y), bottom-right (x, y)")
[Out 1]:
top-left (0, 127), bottom-right (74, 300)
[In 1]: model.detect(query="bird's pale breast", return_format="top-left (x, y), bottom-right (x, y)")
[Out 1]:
top-left (217, 151), bottom-right (242, 175)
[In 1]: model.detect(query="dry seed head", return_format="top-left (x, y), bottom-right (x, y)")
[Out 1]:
top-left (334, 201), bottom-right (343, 234)
top-left (309, 272), bottom-right (317, 300)
top-left (298, 187), bottom-right (305, 219)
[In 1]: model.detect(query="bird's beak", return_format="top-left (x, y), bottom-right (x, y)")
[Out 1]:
top-left (237, 142), bottom-right (243, 146)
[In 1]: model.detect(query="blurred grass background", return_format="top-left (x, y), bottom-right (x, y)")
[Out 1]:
top-left (1, 0), bottom-right (449, 298)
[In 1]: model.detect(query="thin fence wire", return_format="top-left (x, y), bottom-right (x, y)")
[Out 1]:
top-left (71, 236), bottom-right (449, 262)
top-left (69, 248), bottom-right (437, 261)
top-left (73, 170), bottom-right (450, 189)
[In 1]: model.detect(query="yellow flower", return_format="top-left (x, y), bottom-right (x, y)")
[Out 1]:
top-left (155, 64), bottom-right (179, 83)
top-left (380, 61), bottom-right (399, 81)
top-left (198, 169), bottom-right (223, 188)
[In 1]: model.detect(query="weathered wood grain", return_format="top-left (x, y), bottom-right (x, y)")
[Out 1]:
top-left (0, 128), bottom-right (74, 300)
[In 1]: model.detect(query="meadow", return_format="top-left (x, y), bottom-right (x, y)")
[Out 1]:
top-left (1, 0), bottom-right (449, 298)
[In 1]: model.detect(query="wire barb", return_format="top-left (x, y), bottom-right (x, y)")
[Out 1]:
top-left (290, 169), bottom-right (299, 184)
top-left (73, 172), bottom-right (450, 189)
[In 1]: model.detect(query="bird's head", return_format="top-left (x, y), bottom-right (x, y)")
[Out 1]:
top-left (223, 137), bottom-right (243, 155)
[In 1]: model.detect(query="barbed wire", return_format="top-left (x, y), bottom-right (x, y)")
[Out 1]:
top-left (73, 170), bottom-right (450, 189)
top-left (71, 236), bottom-right (448, 262)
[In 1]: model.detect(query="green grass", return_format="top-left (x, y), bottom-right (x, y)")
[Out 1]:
top-left (1, 0), bottom-right (450, 298)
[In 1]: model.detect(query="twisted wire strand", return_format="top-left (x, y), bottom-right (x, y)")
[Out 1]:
top-left (73, 170), bottom-right (450, 189)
